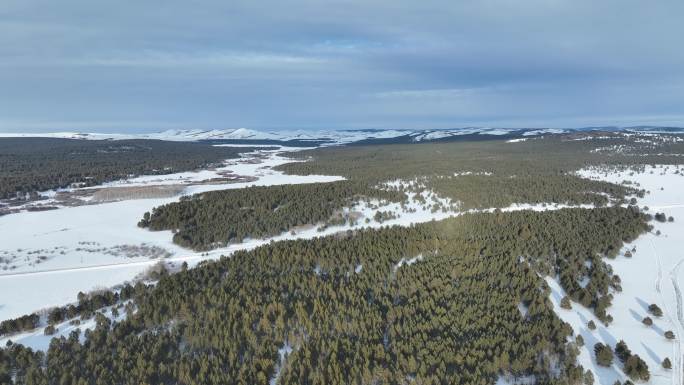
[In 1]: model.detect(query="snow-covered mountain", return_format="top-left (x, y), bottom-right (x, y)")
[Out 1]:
top-left (2, 126), bottom-right (683, 146)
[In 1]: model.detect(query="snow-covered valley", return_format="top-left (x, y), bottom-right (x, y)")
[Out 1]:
top-left (2, 143), bottom-right (684, 385)
top-left (0, 144), bottom-right (613, 331)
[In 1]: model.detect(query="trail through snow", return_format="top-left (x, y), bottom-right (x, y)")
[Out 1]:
top-left (669, 258), bottom-right (684, 385)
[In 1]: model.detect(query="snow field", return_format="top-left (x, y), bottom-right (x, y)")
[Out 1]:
top-left (547, 165), bottom-right (684, 385)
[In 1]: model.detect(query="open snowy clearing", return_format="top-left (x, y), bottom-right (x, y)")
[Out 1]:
top-left (0, 147), bottom-right (343, 320)
top-left (546, 165), bottom-right (684, 385)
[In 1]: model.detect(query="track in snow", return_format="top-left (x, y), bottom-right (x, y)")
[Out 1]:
top-left (653, 235), bottom-right (683, 385)
top-left (669, 257), bottom-right (684, 385)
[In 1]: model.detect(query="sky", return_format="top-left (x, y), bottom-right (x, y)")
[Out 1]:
top-left (1, 0), bottom-right (683, 133)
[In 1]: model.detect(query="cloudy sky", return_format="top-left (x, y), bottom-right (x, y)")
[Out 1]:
top-left (1, 0), bottom-right (683, 132)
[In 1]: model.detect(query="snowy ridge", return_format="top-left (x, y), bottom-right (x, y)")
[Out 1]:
top-left (2, 126), bottom-right (683, 146)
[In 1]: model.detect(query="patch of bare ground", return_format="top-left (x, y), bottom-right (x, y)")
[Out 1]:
top-left (91, 185), bottom-right (186, 202)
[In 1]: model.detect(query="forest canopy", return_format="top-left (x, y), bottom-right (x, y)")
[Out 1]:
top-left (0, 207), bottom-right (649, 385)
top-left (139, 181), bottom-right (405, 250)
top-left (0, 138), bottom-right (250, 199)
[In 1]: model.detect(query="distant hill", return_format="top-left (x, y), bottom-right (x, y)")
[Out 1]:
top-left (1, 126), bottom-right (683, 146)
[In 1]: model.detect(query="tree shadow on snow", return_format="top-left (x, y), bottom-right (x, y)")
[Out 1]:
top-left (578, 311), bottom-right (589, 326)
top-left (598, 327), bottom-right (618, 347)
top-left (549, 284), bottom-right (563, 304)
top-left (580, 327), bottom-right (600, 355)
top-left (650, 322), bottom-right (666, 336)
top-left (629, 308), bottom-right (643, 323)
top-left (636, 297), bottom-right (651, 313)
top-left (641, 342), bottom-right (661, 364)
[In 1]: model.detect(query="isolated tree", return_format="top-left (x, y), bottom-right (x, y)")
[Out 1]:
top-left (594, 343), bottom-right (614, 366)
top-left (588, 320), bottom-right (597, 330)
top-left (560, 296), bottom-right (572, 309)
top-left (665, 330), bottom-right (675, 340)
top-left (615, 340), bottom-right (632, 363)
top-left (584, 369), bottom-right (595, 385)
top-left (642, 317), bottom-right (653, 326)
top-left (624, 355), bottom-right (650, 382)
top-left (576, 335), bottom-right (584, 346)
top-left (649, 304), bottom-right (663, 317)
top-left (662, 357), bottom-right (672, 369)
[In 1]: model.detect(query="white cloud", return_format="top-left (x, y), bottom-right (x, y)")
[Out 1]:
top-left (371, 87), bottom-right (497, 100)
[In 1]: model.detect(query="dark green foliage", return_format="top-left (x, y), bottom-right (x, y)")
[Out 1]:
top-left (624, 355), bottom-right (650, 382)
top-left (560, 296), bottom-right (572, 309)
top-left (665, 330), bottom-right (675, 339)
top-left (1, 134), bottom-right (673, 384)
top-left (0, 207), bottom-right (648, 384)
top-left (42, 288), bottom-right (127, 328)
top-left (0, 138), bottom-right (248, 199)
top-left (654, 212), bottom-right (667, 222)
top-left (0, 314), bottom-right (39, 336)
top-left (43, 325), bottom-right (56, 336)
top-left (614, 340), bottom-right (632, 363)
top-left (274, 136), bottom-right (672, 210)
top-left (576, 335), bottom-right (584, 346)
top-left (663, 357), bottom-right (672, 369)
top-left (642, 317), bottom-right (652, 326)
top-left (648, 304), bottom-right (663, 317)
top-left (588, 320), bottom-right (597, 330)
top-left (140, 181), bottom-right (405, 250)
top-left (594, 343), bottom-right (613, 366)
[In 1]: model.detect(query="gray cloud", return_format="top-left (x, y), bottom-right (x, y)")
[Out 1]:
top-left (1, 0), bottom-right (683, 132)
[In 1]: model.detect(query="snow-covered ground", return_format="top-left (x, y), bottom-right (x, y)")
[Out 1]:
top-left (0, 301), bottom-right (134, 351)
top-left (546, 165), bottom-right (684, 385)
top-left (0, 142), bottom-right (606, 327)
top-left (5, 141), bottom-right (682, 385)
top-left (0, 147), bottom-right (343, 320)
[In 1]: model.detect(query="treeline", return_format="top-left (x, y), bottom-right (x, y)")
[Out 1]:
top-left (0, 285), bottom-right (147, 337)
top-left (0, 207), bottom-right (648, 384)
top-left (0, 138), bottom-right (249, 199)
top-left (139, 180), bottom-right (405, 250)
top-left (45, 286), bottom-right (140, 326)
top-left (0, 314), bottom-right (39, 336)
